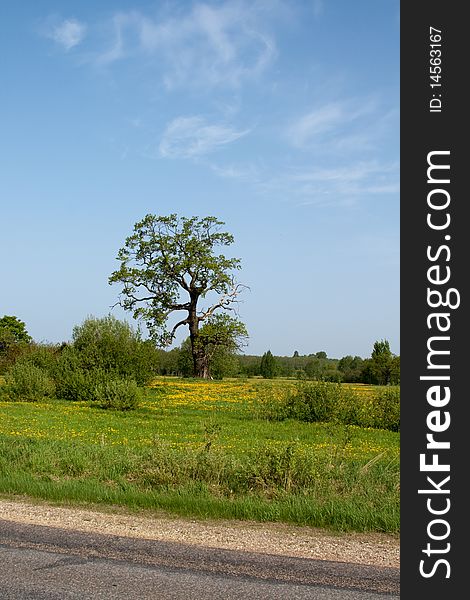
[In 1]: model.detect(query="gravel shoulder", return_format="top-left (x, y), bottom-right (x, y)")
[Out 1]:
top-left (0, 495), bottom-right (399, 569)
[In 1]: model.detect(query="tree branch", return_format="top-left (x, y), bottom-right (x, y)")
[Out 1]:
top-left (198, 283), bottom-right (248, 321)
top-left (170, 318), bottom-right (189, 339)
top-left (168, 302), bottom-right (191, 311)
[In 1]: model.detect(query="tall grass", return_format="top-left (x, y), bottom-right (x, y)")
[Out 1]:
top-left (0, 378), bottom-right (400, 532)
top-left (0, 432), bottom-right (399, 532)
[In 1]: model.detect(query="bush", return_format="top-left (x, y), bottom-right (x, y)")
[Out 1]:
top-left (257, 381), bottom-right (343, 423)
top-left (95, 378), bottom-right (142, 411)
top-left (257, 381), bottom-right (400, 432)
top-left (253, 383), bottom-right (293, 421)
top-left (50, 350), bottom-right (104, 402)
top-left (334, 387), bottom-right (362, 426)
top-left (71, 315), bottom-right (159, 385)
top-left (16, 344), bottom-right (60, 375)
top-left (0, 338), bottom-right (32, 374)
top-left (363, 386), bottom-right (400, 431)
top-left (55, 368), bottom-right (108, 403)
top-left (284, 381), bottom-right (343, 423)
top-left (1, 362), bottom-right (55, 402)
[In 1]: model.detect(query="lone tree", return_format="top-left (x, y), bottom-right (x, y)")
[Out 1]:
top-left (109, 214), bottom-right (246, 378)
top-left (260, 350), bottom-right (277, 379)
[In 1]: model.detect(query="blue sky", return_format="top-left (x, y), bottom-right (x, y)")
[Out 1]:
top-left (1, 0), bottom-right (399, 359)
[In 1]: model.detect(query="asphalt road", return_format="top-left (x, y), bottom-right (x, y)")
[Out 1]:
top-left (0, 520), bottom-right (399, 599)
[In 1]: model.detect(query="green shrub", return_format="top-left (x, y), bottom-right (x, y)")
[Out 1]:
top-left (364, 386), bottom-right (400, 431)
top-left (53, 352), bottom-right (107, 403)
top-left (1, 362), bottom-right (55, 402)
top-left (71, 315), bottom-right (159, 385)
top-left (335, 387), bottom-right (361, 426)
top-left (57, 369), bottom-right (99, 402)
top-left (253, 383), bottom-right (293, 421)
top-left (0, 339), bottom-right (40, 375)
top-left (284, 381), bottom-right (343, 423)
top-left (95, 378), bottom-right (142, 410)
top-left (15, 344), bottom-right (60, 375)
top-left (257, 381), bottom-right (400, 432)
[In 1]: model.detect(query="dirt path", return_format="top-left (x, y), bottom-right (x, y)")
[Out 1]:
top-left (0, 496), bottom-right (399, 568)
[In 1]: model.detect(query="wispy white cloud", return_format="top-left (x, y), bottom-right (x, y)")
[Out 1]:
top-left (287, 98), bottom-right (378, 149)
top-left (184, 154), bottom-right (398, 208)
top-left (287, 103), bottom-right (345, 147)
top-left (175, 153), bottom-right (398, 207)
top-left (46, 18), bottom-right (87, 51)
top-left (205, 160), bottom-right (260, 182)
top-left (159, 116), bottom-right (250, 158)
top-left (95, 12), bottom-right (129, 66)
top-left (257, 160), bottom-right (399, 206)
top-left (289, 162), bottom-right (390, 184)
top-left (91, 2), bottom-right (276, 89)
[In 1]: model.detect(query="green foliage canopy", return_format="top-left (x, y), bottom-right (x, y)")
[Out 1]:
top-left (109, 214), bottom-right (245, 378)
top-left (0, 315), bottom-right (32, 350)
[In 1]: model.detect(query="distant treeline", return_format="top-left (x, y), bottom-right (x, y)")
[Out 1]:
top-left (155, 345), bottom-right (400, 385)
top-left (1, 315), bottom-right (399, 386)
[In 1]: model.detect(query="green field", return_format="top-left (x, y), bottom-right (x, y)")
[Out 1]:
top-left (0, 378), bottom-right (399, 532)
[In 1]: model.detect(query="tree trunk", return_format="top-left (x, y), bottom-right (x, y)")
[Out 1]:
top-left (194, 349), bottom-right (210, 379)
top-left (188, 300), bottom-right (210, 378)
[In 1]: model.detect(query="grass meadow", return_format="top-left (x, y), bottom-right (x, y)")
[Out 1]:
top-left (0, 378), bottom-right (399, 533)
